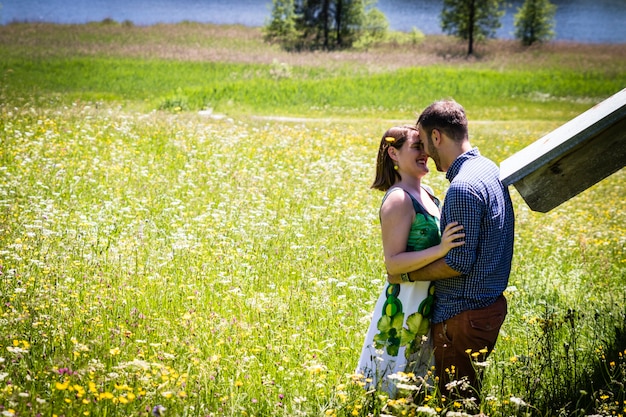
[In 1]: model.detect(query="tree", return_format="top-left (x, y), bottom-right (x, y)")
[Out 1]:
top-left (294, 0), bottom-right (334, 49)
top-left (514, 0), bottom-right (556, 46)
top-left (352, 6), bottom-right (389, 50)
top-left (440, 0), bottom-right (505, 56)
top-left (266, 0), bottom-right (387, 50)
top-left (264, 0), bottom-right (299, 50)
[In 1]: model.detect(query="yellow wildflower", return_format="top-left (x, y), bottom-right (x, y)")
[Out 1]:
top-left (55, 381), bottom-right (70, 391)
top-left (99, 392), bottom-right (114, 400)
top-left (88, 381), bottom-right (98, 394)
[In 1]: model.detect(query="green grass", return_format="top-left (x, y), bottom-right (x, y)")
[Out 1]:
top-left (0, 22), bottom-right (625, 417)
top-left (2, 55), bottom-right (622, 120)
top-left (1, 22), bottom-right (625, 121)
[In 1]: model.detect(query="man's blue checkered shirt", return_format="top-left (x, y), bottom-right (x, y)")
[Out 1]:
top-left (433, 148), bottom-right (515, 324)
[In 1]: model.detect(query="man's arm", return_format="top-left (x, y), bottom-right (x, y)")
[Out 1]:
top-left (388, 258), bottom-right (461, 284)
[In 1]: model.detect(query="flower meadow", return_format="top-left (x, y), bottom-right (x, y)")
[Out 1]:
top-left (0, 99), bottom-right (624, 417)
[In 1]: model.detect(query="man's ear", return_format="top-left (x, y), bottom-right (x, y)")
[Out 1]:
top-left (431, 129), bottom-right (441, 146)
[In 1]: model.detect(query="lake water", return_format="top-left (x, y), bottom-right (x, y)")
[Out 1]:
top-left (1, 0), bottom-right (625, 44)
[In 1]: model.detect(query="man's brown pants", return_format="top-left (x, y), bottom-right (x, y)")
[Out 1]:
top-left (431, 295), bottom-right (507, 400)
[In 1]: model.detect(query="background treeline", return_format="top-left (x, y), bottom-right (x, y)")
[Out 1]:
top-left (265, 0), bottom-right (557, 54)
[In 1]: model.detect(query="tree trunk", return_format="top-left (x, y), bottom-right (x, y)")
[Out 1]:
top-left (322, 0), bottom-right (330, 48)
top-left (468, 0), bottom-right (475, 55)
top-left (335, 0), bottom-right (343, 46)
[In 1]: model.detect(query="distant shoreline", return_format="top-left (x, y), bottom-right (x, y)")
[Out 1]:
top-left (3, 0), bottom-right (626, 45)
top-left (1, 19), bottom-right (625, 47)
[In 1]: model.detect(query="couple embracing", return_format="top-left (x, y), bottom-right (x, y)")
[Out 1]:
top-left (356, 100), bottom-right (515, 403)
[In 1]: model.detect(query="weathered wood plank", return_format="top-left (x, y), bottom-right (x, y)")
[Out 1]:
top-left (500, 88), bottom-right (626, 212)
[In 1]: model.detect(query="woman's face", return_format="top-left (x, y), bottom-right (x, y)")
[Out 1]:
top-left (394, 132), bottom-right (429, 178)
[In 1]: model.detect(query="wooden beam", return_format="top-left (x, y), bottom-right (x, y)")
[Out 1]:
top-left (500, 88), bottom-right (626, 212)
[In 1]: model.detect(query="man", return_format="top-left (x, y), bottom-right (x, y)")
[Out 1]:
top-left (389, 100), bottom-right (515, 401)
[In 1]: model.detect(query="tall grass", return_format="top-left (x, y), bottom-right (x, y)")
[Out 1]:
top-left (1, 102), bottom-right (624, 417)
top-left (0, 23), bottom-right (624, 417)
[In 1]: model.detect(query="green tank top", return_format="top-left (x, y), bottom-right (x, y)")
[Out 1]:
top-left (382, 186), bottom-right (441, 252)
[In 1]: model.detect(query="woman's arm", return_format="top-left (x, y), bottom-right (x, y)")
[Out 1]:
top-left (387, 258), bottom-right (462, 284)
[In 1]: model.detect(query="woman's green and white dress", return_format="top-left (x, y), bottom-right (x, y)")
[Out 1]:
top-left (356, 186), bottom-right (440, 395)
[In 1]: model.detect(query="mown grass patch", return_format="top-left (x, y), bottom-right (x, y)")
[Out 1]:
top-left (2, 55), bottom-right (623, 121)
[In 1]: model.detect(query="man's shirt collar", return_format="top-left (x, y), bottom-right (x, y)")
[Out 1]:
top-left (446, 148), bottom-right (481, 182)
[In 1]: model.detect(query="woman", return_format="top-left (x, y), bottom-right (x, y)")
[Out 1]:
top-left (356, 125), bottom-right (465, 396)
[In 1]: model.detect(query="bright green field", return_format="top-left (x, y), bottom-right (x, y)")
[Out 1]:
top-left (0, 22), bottom-right (625, 417)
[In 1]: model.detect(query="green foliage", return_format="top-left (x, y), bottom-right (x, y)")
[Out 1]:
top-left (514, 0), bottom-right (556, 46)
top-left (264, 0), bottom-right (299, 50)
top-left (351, 6), bottom-right (389, 50)
top-left (266, 0), bottom-right (389, 50)
top-left (158, 87), bottom-right (190, 112)
top-left (490, 303), bottom-right (626, 414)
top-left (441, 0), bottom-right (506, 55)
top-left (269, 58), bottom-right (294, 79)
top-left (384, 27), bottom-right (425, 46)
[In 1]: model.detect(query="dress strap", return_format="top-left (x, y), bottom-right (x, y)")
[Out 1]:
top-left (420, 184), bottom-right (441, 209)
top-left (382, 186), bottom-right (438, 218)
